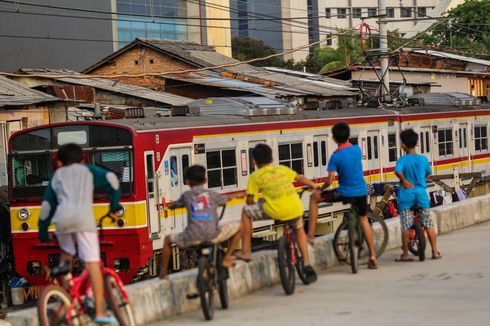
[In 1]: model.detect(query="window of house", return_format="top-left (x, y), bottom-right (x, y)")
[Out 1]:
top-left (326, 34), bottom-right (333, 46)
top-left (387, 8), bottom-right (395, 18)
top-left (337, 8), bottom-right (347, 19)
top-left (417, 7), bottom-right (427, 17)
top-left (134, 60), bottom-right (139, 65)
top-left (325, 8), bottom-right (331, 18)
top-left (279, 143), bottom-right (304, 175)
top-left (206, 149), bottom-right (237, 189)
top-left (368, 8), bottom-right (377, 17)
top-left (438, 129), bottom-right (453, 156)
top-left (400, 7), bottom-right (413, 18)
top-left (149, 59), bottom-right (154, 64)
top-left (388, 133), bottom-right (397, 162)
top-left (353, 8), bottom-right (362, 18)
top-left (474, 125), bottom-right (488, 151)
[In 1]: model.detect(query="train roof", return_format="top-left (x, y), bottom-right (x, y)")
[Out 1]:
top-left (106, 104), bottom-right (490, 131)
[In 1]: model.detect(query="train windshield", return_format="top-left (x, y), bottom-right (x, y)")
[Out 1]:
top-left (9, 124), bottom-right (133, 202)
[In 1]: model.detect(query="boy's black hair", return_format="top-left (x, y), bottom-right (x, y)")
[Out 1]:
top-left (332, 122), bottom-right (350, 143)
top-left (400, 129), bottom-right (418, 149)
top-left (57, 143), bottom-right (83, 165)
top-left (252, 144), bottom-right (273, 165)
top-left (184, 165), bottom-right (206, 184)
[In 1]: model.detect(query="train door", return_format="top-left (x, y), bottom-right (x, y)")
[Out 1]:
top-left (144, 151), bottom-right (161, 239)
top-left (366, 131), bottom-right (381, 183)
top-left (458, 124), bottom-right (471, 173)
top-left (168, 147), bottom-right (192, 231)
top-left (419, 127), bottom-right (432, 162)
top-left (312, 135), bottom-right (328, 179)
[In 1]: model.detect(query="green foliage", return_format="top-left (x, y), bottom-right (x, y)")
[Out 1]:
top-left (231, 36), bottom-right (284, 67)
top-left (311, 33), bottom-right (364, 74)
top-left (421, 0), bottom-right (490, 56)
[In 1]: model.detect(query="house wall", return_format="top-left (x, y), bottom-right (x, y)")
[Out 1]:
top-left (351, 69), bottom-right (474, 94)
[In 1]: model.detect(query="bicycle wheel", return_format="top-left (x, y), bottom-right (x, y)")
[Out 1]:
top-left (197, 256), bottom-right (215, 320)
top-left (294, 243), bottom-right (309, 285)
top-left (333, 219), bottom-right (349, 262)
top-left (348, 218), bottom-right (359, 274)
top-left (369, 213), bottom-right (389, 259)
top-left (38, 285), bottom-right (77, 326)
top-left (414, 222), bottom-right (426, 261)
top-left (408, 228), bottom-right (419, 256)
top-left (277, 236), bottom-right (295, 295)
top-left (217, 249), bottom-right (229, 309)
top-left (104, 274), bottom-right (136, 326)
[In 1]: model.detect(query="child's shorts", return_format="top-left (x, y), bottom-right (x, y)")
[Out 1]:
top-left (399, 208), bottom-right (433, 232)
top-left (244, 202), bottom-right (303, 229)
top-left (170, 220), bottom-right (241, 248)
top-left (56, 231), bottom-right (100, 262)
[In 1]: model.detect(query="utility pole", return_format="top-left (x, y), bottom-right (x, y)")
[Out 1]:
top-left (378, 0), bottom-right (390, 102)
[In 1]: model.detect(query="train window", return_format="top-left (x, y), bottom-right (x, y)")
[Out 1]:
top-left (11, 153), bottom-right (51, 200)
top-left (279, 143), bottom-right (304, 175)
top-left (92, 150), bottom-right (133, 196)
top-left (170, 156), bottom-right (178, 187)
top-left (313, 142), bottom-right (319, 167)
top-left (146, 154), bottom-right (154, 194)
top-left (182, 155), bottom-right (190, 179)
top-left (349, 136), bottom-right (358, 145)
top-left (11, 128), bottom-right (51, 151)
top-left (420, 132), bottom-right (425, 153)
top-left (373, 136), bottom-right (379, 159)
top-left (388, 133), bottom-right (397, 162)
top-left (426, 132), bottom-right (430, 152)
top-left (474, 125), bottom-right (488, 152)
top-left (321, 141), bottom-right (327, 166)
top-left (438, 129), bottom-right (453, 156)
top-left (206, 149), bottom-right (237, 189)
top-left (367, 137), bottom-right (372, 160)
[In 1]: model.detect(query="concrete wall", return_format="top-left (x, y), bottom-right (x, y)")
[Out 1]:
top-left (0, 0), bottom-right (114, 72)
top-left (6, 194), bottom-right (490, 325)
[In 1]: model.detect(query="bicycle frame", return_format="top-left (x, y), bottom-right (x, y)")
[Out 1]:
top-left (284, 224), bottom-right (298, 266)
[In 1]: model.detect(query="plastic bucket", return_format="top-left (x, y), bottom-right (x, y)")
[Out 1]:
top-left (10, 287), bottom-right (24, 306)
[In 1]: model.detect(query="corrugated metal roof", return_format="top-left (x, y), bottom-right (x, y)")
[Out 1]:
top-left (20, 69), bottom-right (192, 106)
top-left (0, 75), bottom-right (60, 107)
top-left (90, 39), bottom-right (355, 98)
top-left (412, 49), bottom-right (490, 67)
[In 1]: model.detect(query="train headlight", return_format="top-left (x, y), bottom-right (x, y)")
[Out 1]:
top-left (18, 208), bottom-right (30, 221)
top-left (116, 207), bottom-right (125, 217)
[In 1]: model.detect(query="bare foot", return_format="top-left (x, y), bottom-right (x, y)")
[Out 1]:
top-left (233, 251), bottom-right (252, 262)
top-left (221, 257), bottom-right (236, 269)
top-left (159, 274), bottom-right (169, 280)
top-left (307, 236), bottom-right (315, 246)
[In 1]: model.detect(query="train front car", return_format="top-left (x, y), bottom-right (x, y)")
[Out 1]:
top-left (8, 122), bottom-right (151, 285)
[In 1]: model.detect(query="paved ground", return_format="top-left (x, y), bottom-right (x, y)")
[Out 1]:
top-left (154, 222), bottom-right (490, 326)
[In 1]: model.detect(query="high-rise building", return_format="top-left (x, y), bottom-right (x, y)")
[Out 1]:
top-left (0, 0), bottom-right (231, 72)
top-left (230, 0), bottom-right (311, 62)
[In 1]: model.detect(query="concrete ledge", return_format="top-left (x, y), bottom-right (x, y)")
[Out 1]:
top-left (6, 194), bottom-right (490, 325)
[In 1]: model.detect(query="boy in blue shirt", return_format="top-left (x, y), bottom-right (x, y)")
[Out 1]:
top-left (395, 129), bottom-right (441, 261)
top-left (309, 122), bottom-right (378, 269)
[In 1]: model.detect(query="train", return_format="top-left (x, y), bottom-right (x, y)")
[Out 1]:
top-left (8, 94), bottom-right (490, 285)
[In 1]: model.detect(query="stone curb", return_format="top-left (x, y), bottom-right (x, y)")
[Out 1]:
top-left (6, 194), bottom-right (490, 325)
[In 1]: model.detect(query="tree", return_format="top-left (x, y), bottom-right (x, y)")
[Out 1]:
top-left (310, 32), bottom-right (364, 74)
top-left (231, 36), bottom-right (284, 67)
top-left (421, 0), bottom-right (490, 56)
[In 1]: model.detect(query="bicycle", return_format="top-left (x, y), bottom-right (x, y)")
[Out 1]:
top-left (194, 205), bottom-right (230, 321)
top-left (331, 189), bottom-right (389, 274)
top-left (37, 214), bottom-right (136, 326)
top-left (408, 206), bottom-right (427, 261)
top-left (276, 187), bottom-right (315, 295)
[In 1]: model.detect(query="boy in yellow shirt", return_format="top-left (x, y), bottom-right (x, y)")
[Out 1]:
top-left (234, 144), bottom-right (318, 283)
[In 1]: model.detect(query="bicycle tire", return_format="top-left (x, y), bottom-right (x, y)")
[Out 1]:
top-left (414, 222), bottom-right (426, 261)
top-left (277, 236), bottom-right (295, 295)
top-left (348, 218), bottom-right (359, 274)
top-left (408, 228), bottom-right (419, 256)
top-left (294, 243), bottom-right (309, 285)
top-left (333, 219), bottom-right (349, 262)
top-left (104, 274), bottom-right (136, 326)
top-left (197, 256), bottom-right (215, 320)
top-left (217, 249), bottom-right (229, 309)
top-left (38, 285), bottom-right (77, 326)
top-left (369, 213), bottom-right (389, 259)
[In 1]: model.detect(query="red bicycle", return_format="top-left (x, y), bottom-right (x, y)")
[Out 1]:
top-left (408, 206), bottom-right (427, 261)
top-left (37, 214), bottom-right (136, 326)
